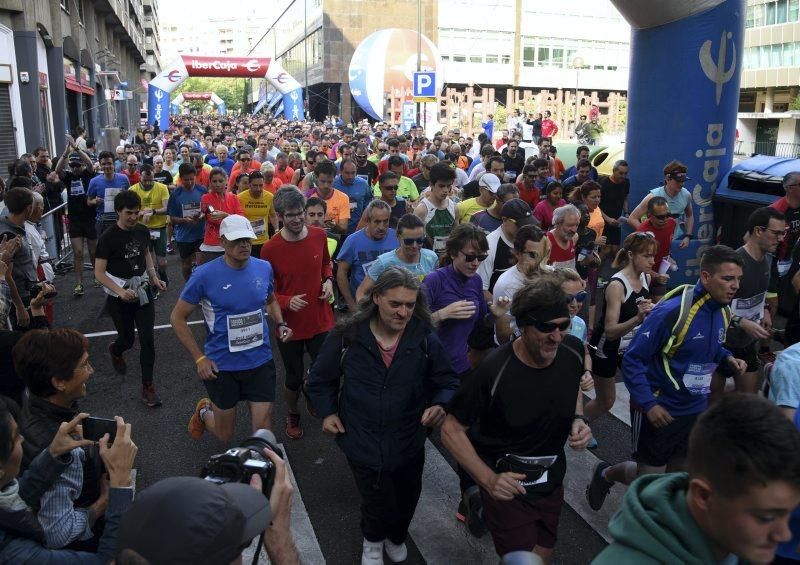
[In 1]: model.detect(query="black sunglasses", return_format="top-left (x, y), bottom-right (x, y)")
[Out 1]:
top-left (529, 318), bottom-right (571, 333)
top-left (459, 250), bottom-right (489, 263)
top-left (652, 214), bottom-right (670, 220)
top-left (402, 237), bottom-right (425, 246)
top-left (565, 291), bottom-right (588, 303)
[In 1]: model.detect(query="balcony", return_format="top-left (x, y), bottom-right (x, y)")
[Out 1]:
top-left (735, 140), bottom-right (800, 158)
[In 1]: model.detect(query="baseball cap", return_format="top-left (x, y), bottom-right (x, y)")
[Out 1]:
top-left (68, 153), bottom-right (82, 165)
top-left (501, 198), bottom-right (536, 226)
top-left (117, 476), bottom-right (271, 564)
top-left (478, 173), bottom-right (501, 193)
top-left (220, 214), bottom-right (256, 240)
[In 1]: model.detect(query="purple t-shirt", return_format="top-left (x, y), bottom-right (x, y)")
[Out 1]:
top-left (422, 264), bottom-right (487, 374)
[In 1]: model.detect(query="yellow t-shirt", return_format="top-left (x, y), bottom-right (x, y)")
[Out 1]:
top-left (456, 197), bottom-right (489, 224)
top-left (130, 182), bottom-right (170, 229)
top-left (237, 189), bottom-right (274, 245)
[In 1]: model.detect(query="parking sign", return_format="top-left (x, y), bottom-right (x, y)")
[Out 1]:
top-left (413, 72), bottom-right (436, 102)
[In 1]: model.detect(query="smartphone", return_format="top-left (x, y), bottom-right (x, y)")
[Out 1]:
top-left (83, 416), bottom-right (117, 443)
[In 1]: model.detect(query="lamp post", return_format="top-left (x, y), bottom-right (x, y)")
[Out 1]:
top-left (572, 56), bottom-right (584, 136)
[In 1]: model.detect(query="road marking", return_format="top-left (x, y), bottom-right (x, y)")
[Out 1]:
top-left (83, 319), bottom-right (203, 338)
top-left (241, 443), bottom-right (325, 564)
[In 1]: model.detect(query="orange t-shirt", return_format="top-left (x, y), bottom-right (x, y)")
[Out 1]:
top-left (227, 161), bottom-right (262, 190)
top-left (587, 205), bottom-right (605, 238)
top-left (274, 166), bottom-right (295, 185)
top-left (265, 178), bottom-right (283, 194)
top-left (319, 188), bottom-right (351, 225)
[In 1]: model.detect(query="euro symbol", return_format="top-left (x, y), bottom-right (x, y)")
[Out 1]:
top-left (275, 72), bottom-right (288, 84)
top-left (167, 70), bottom-right (181, 83)
top-left (699, 30), bottom-right (736, 105)
top-left (245, 59), bottom-right (260, 73)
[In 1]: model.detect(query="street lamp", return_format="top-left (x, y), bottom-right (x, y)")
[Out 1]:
top-left (572, 56), bottom-right (584, 134)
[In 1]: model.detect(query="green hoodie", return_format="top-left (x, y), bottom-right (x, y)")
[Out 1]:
top-left (593, 473), bottom-right (735, 565)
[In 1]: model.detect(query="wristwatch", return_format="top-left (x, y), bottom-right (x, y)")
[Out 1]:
top-left (730, 315), bottom-right (742, 328)
top-left (573, 415), bottom-right (590, 425)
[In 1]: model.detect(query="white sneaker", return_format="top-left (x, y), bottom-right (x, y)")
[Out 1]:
top-left (384, 540), bottom-right (408, 562)
top-left (361, 538), bottom-right (384, 565)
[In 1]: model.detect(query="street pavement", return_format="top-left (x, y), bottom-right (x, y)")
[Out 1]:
top-left (50, 256), bottom-right (633, 564)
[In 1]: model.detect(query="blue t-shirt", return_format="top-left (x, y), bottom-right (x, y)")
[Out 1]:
top-left (167, 185), bottom-right (207, 243)
top-left (336, 228), bottom-right (398, 296)
top-left (86, 174), bottom-right (130, 222)
top-left (649, 185), bottom-right (692, 239)
top-left (180, 257), bottom-right (274, 370)
top-left (367, 248), bottom-right (439, 283)
top-left (208, 157), bottom-right (235, 176)
top-left (778, 405), bottom-right (800, 560)
top-left (568, 315), bottom-right (588, 342)
top-left (768, 342), bottom-right (800, 410)
top-left (333, 176), bottom-right (372, 234)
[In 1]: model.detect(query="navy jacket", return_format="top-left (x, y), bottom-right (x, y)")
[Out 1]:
top-left (308, 316), bottom-right (459, 471)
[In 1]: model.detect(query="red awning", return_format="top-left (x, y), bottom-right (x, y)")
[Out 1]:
top-left (65, 76), bottom-right (95, 96)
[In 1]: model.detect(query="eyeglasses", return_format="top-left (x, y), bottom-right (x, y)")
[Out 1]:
top-left (565, 291), bottom-right (588, 303)
top-left (459, 250), bottom-right (489, 263)
top-left (240, 158), bottom-right (251, 162)
top-left (283, 211), bottom-right (305, 220)
top-left (402, 237), bottom-right (425, 246)
top-left (652, 214), bottom-right (670, 220)
top-left (758, 226), bottom-right (787, 236)
top-left (528, 318), bottom-right (571, 333)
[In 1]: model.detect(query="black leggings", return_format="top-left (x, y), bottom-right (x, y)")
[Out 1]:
top-left (105, 296), bottom-right (155, 385)
top-left (275, 332), bottom-right (327, 392)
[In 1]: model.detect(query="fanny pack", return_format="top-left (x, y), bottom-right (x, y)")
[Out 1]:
top-left (495, 454), bottom-right (560, 499)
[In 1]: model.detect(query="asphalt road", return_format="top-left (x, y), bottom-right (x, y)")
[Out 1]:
top-left (50, 255), bottom-right (626, 564)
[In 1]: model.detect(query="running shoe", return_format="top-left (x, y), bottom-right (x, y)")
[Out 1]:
top-left (141, 383), bottom-right (162, 407)
top-left (586, 461), bottom-right (612, 511)
top-left (73, 283), bottom-right (84, 297)
top-left (188, 398), bottom-right (211, 440)
top-left (384, 540), bottom-right (407, 563)
top-left (285, 413), bottom-right (303, 440)
top-left (361, 539), bottom-right (383, 565)
top-left (167, 242), bottom-right (175, 255)
top-left (456, 485), bottom-right (486, 537)
top-left (108, 343), bottom-right (127, 375)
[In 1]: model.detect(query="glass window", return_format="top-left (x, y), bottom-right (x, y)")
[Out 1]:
top-left (791, 0), bottom-right (800, 21)
top-left (552, 48), bottom-right (564, 68)
top-left (771, 43), bottom-right (782, 66)
top-left (453, 55), bottom-right (466, 62)
top-left (537, 47), bottom-right (550, 67)
top-left (784, 42), bottom-right (795, 66)
top-left (486, 54), bottom-right (498, 64)
top-left (778, 0), bottom-right (789, 23)
top-left (470, 55), bottom-right (482, 63)
top-left (523, 45), bottom-right (535, 67)
top-left (746, 4), bottom-right (755, 27)
top-left (760, 45), bottom-right (770, 66)
top-left (501, 55), bottom-right (510, 64)
top-left (767, 1), bottom-right (777, 25)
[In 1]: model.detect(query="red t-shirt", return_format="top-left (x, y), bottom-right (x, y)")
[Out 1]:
top-left (516, 182), bottom-right (541, 209)
top-left (771, 197), bottom-right (800, 262)
top-left (547, 231), bottom-right (576, 268)
top-left (200, 191), bottom-right (245, 246)
top-left (639, 217), bottom-right (677, 265)
top-left (260, 227), bottom-right (334, 340)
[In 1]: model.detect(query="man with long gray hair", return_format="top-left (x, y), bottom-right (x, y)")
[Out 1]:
top-left (308, 266), bottom-right (459, 565)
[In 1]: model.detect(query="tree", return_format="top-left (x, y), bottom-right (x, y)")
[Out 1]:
top-left (171, 77), bottom-right (246, 113)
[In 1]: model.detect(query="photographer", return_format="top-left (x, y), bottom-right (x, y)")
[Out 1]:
top-left (115, 442), bottom-right (298, 564)
top-left (308, 267), bottom-right (459, 564)
top-left (0, 403), bottom-right (137, 563)
top-left (15, 328), bottom-right (105, 550)
top-left (95, 191), bottom-right (166, 408)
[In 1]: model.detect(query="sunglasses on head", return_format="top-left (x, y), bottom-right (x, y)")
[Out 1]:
top-left (565, 291), bottom-right (588, 303)
top-left (402, 237), bottom-right (425, 246)
top-left (459, 250), bottom-right (489, 263)
top-left (528, 318), bottom-right (571, 333)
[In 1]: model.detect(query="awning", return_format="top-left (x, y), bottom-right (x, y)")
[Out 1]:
top-left (65, 75), bottom-right (95, 96)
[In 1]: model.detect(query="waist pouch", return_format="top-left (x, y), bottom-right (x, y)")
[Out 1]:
top-left (495, 453), bottom-right (562, 499)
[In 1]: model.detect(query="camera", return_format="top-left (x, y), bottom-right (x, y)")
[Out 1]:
top-left (202, 429), bottom-right (283, 495)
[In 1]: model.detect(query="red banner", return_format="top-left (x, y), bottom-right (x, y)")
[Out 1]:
top-left (182, 92), bottom-right (212, 100)
top-left (180, 56), bottom-right (271, 78)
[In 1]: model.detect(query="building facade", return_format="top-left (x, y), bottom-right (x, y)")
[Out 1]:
top-left (0, 0), bottom-right (161, 166)
top-left (738, 0), bottom-right (800, 156)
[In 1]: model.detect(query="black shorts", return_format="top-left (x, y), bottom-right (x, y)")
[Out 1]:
top-left (631, 408), bottom-right (700, 467)
top-left (604, 225), bottom-right (622, 246)
top-left (480, 485), bottom-right (564, 553)
top-left (176, 240), bottom-right (202, 259)
top-left (275, 332), bottom-right (327, 391)
top-left (725, 342), bottom-right (760, 373)
top-left (590, 348), bottom-right (619, 379)
top-left (203, 360), bottom-right (277, 410)
top-left (69, 219), bottom-right (97, 240)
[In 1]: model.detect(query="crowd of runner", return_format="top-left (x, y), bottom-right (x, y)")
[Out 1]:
top-left (0, 112), bottom-right (800, 564)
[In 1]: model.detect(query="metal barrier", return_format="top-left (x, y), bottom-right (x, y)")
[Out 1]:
top-left (40, 202), bottom-right (74, 274)
top-left (734, 140), bottom-right (800, 158)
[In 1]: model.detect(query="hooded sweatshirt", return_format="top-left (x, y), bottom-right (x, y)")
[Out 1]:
top-left (593, 473), bottom-right (737, 565)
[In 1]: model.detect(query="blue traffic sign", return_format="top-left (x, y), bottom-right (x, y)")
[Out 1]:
top-left (413, 72), bottom-right (436, 98)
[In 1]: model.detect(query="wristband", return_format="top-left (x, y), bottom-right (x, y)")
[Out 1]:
top-left (195, 355), bottom-right (207, 365)
top-left (574, 415), bottom-right (590, 425)
top-left (276, 322), bottom-right (288, 328)
top-left (683, 234), bottom-right (693, 239)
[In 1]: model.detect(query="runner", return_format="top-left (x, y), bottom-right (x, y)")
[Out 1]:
top-left (87, 151), bottom-right (130, 238)
top-left (628, 160), bottom-right (694, 246)
top-left (129, 164), bottom-right (171, 287)
top-left (237, 170), bottom-right (277, 258)
top-left (547, 204), bottom-right (580, 269)
top-left (199, 168), bottom-right (245, 264)
top-left (414, 162), bottom-right (457, 255)
top-left (166, 163), bottom-right (207, 281)
top-left (173, 214), bottom-right (292, 442)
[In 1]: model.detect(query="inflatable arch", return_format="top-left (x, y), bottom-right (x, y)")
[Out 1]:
top-left (148, 55), bottom-right (304, 130)
top-left (170, 92), bottom-right (227, 116)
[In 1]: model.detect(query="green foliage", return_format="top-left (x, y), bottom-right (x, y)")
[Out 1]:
top-left (172, 78), bottom-right (247, 112)
top-left (791, 96), bottom-right (800, 111)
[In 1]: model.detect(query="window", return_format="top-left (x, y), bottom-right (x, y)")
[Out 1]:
top-left (523, 46), bottom-right (535, 67)
top-left (453, 55), bottom-right (466, 62)
top-left (486, 54), bottom-right (498, 63)
top-left (767, 1), bottom-right (777, 25)
top-left (501, 55), bottom-right (510, 64)
top-left (470, 55), bottom-right (482, 63)
top-left (778, 0), bottom-right (789, 23)
top-left (791, 0), bottom-right (800, 22)
top-left (552, 48), bottom-right (564, 68)
top-left (537, 47), bottom-right (550, 66)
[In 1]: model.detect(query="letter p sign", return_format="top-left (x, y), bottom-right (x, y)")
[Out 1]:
top-left (413, 72), bottom-right (436, 98)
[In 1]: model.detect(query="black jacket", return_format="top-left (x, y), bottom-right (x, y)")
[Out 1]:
top-left (308, 316), bottom-right (459, 471)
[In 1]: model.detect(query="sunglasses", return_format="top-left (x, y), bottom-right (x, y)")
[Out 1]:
top-left (240, 158), bottom-right (251, 161)
top-left (565, 291), bottom-right (588, 303)
top-left (459, 250), bottom-right (489, 263)
top-left (652, 214), bottom-right (670, 220)
top-left (529, 318), bottom-right (571, 333)
top-left (402, 237), bottom-right (425, 246)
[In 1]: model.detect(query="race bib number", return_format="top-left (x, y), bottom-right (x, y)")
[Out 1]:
top-left (70, 180), bottom-right (85, 196)
top-left (250, 218), bottom-right (266, 238)
top-left (104, 188), bottom-right (121, 213)
top-left (731, 292), bottom-right (765, 322)
top-left (362, 259), bottom-right (376, 277)
top-left (182, 202), bottom-right (201, 218)
top-left (227, 310), bottom-right (264, 352)
top-left (149, 230), bottom-right (160, 240)
top-left (618, 324), bottom-right (641, 353)
top-left (778, 259), bottom-right (792, 277)
top-left (433, 236), bottom-right (447, 253)
top-left (349, 201), bottom-right (357, 210)
top-left (683, 363), bottom-right (715, 396)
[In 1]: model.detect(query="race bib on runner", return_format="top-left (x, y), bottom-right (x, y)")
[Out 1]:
top-left (149, 230), bottom-right (160, 240)
top-left (182, 202), bottom-right (201, 218)
top-left (349, 201), bottom-right (357, 210)
top-left (683, 363), bottom-right (716, 396)
top-left (104, 188), bottom-right (121, 213)
top-left (250, 218), bottom-right (266, 238)
top-left (778, 258), bottom-right (792, 277)
top-left (362, 259), bottom-right (376, 277)
top-left (731, 292), bottom-right (765, 322)
top-left (433, 236), bottom-right (447, 253)
top-left (70, 180), bottom-right (85, 196)
top-left (227, 310), bottom-right (264, 352)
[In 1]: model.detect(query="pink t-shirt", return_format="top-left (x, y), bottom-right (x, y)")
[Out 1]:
top-left (378, 335), bottom-right (403, 368)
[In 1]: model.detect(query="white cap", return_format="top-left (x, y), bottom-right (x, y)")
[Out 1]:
top-left (219, 215), bottom-right (256, 240)
top-left (478, 172), bottom-right (501, 193)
